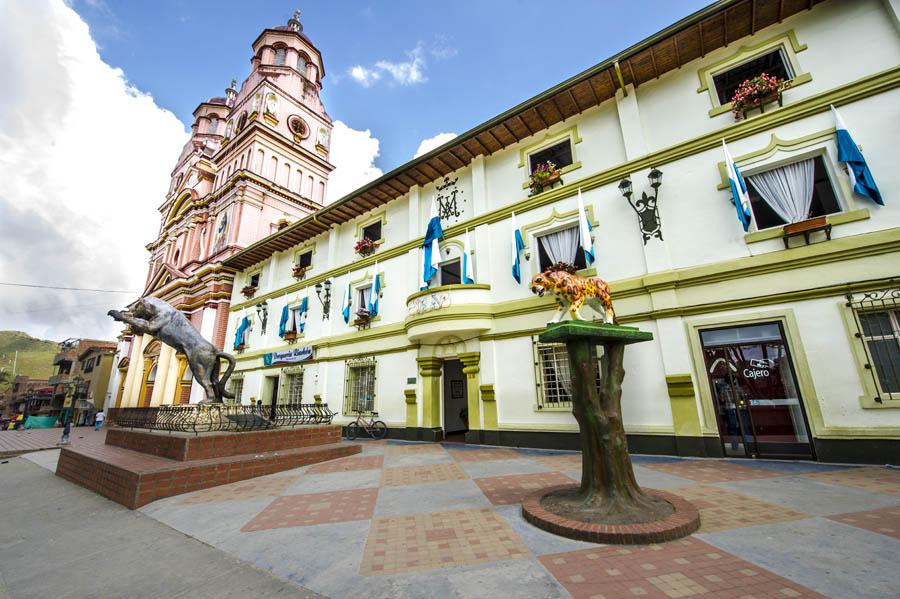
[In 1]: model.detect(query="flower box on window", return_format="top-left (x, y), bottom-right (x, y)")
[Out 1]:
top-left (731, 74), bottom-right (789, 120)
top-left (782, 216), bottom-right (832, 248)
top-left (529, 162), bottom-right (562, 196)
top-left (235, 343), bottom-right (246, 352)
top-left (283, 331), bottom-right (298, 341)
top-left (241, 285), bottom-right (258, 299)
top-left (353, 308), bottom-right (372, 330)
top-left (354, 237), bottom-right (377, 257)
top-left (546, 261), bottom-right (578, 275)
top-left (291, 264), bottom-right (308, 280)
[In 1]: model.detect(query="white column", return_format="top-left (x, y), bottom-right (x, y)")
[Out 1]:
top-left (159, 348), bottom-right (180, 406)
top-left (471, 156), bottom-right (487, 216)
top-left (474, 223), bottom-right (492, 284)
top-left (150, 344), bottom-right (174, 406)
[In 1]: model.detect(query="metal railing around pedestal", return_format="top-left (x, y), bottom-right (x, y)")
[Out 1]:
top-left (107, 404), bottom-right (335, 434)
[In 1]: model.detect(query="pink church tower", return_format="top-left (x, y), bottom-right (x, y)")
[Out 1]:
top-left (119, 11), bottom-right (333, 407)
top-left (145, 10), bottom-right (333, 349)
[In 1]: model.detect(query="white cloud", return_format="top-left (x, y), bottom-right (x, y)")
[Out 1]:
top-left (430, 34), bottom-right (458, 60)
top-left (414, 132), bottom-right (458, 158)
top-left (349, 64), bottom-right (381, 87)
top-left (349, 43), bottom-right (428, 87)
top-left (325, 121), bottom-right (383, 203)
top-left (0, 0), bottom-right (188, 341)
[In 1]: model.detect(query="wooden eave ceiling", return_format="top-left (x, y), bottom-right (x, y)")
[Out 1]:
top-left (226, 0), bottom-right (823, 271)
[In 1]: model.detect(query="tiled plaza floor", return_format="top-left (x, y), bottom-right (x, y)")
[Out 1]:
top-left (140, 440), bottom-right (900, 599)
top-left (0, 426), bottom-right (106, 456)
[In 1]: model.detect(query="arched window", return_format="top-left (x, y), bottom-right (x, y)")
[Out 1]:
top-left (306, 175), bottom-right (314, 197)
top-left (237, 111), bottom-right (248, 131)
top-left (282, 163), bottom-right (291, 187)
top-left (318, 181), bottom-right (326, 202)
top-left (297, 54), bottom-right (308, 76)
top-left (239, 154), bottom-right (245, 170)
top-left (270, 156), bottom-right (278, 180)
top-left (274, 47), bottom-right (286, 66)
top-left (208, 116), bottom-right (218, 135)
top-left (173, 249), bottom-right (180, 265)
top-left (295, 169), bottom-right (302, 192)
top-left (256, 149), bottom-right (265, 172)
top-left (265, 93), bottom-right (278, 117)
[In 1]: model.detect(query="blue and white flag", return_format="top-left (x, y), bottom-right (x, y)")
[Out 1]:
top-left (511, 212), bottom-right (525, 283)
top-left (722, 140), bottom-right (752, 232)
top-left (341, 281), bottom-right (352, 324)
top-left (462, 229), bottom-right (475, 284)
top-left (233, 316), bottom-right (250, 350)
top-left (831, 105), bottom-right (883, 205)
top-left (297, 296), bottom-right (309, 333)
top-left (422, 196), bottom-right (444, 290)
top-left (368, 262), bottom-right (381, 316)
top-left (277, 304), bottom-right (290, 338)
top-left (576, 188), bottom-right (595, 265)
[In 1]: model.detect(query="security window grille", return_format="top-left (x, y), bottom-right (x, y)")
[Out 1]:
top-left (712, 48), bottom-right (792, 105)
top-left (362, 221), bottom-right (382, 242)
top-left (285, 373), bottom-right (304, 404)
top-left (230, 378), bottom-right (244, 404)
top-left (534, 341), bottom-right (601, 409)
top-left (748, 156), bottom-right (841, 229)
top-left (528, 139), bottom-right (573, 174)
top-left (344, 358), bottom-right (376, 415)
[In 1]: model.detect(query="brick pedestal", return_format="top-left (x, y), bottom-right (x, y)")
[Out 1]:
top-left (56, 425), bottom-right (359, 509)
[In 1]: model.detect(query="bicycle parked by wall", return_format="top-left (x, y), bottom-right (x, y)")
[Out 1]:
top-left (346, 409), bottom-right (387, 440)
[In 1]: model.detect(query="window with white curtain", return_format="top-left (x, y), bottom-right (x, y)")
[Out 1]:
top-left (536, 225), bottom-right (587, 271)
top-left (747, 156), bottom-right (842, 229)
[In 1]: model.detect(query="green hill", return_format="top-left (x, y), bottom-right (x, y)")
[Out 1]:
top-left (0, 331), bottom-right (59, 390)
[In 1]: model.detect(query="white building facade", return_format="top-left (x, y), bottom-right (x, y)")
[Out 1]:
top-left (222, 0), bottom-right (900, 463)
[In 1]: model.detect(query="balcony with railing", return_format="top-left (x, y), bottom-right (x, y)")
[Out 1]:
top-left (404, 284), bottom-right (493, 343)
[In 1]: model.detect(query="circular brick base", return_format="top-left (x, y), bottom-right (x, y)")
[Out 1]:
top-left (521, 485), bottom-right (700, 545)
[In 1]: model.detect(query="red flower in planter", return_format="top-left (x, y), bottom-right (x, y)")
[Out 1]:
top-left (731, 72), bottom-right (783, 119)
top-left (355, 237), bottom-right (376, 256)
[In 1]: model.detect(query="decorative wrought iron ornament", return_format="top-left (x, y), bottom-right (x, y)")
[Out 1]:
top-left (628, 191), bottom-right (663, 243)
top-left (436, 176), bottom-right (464, 223)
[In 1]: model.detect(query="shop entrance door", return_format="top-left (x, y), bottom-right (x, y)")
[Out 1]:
top-left (700, 322), bottom-right (814, 459)
top-left (442, 359), bottom-right (468, 442)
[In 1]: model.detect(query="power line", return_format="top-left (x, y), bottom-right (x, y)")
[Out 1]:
top-left (0, 282), bottom-right (138, 294)
top-left (1, 302), bottom-right (114, 315)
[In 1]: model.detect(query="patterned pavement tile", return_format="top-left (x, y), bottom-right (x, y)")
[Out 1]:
top-left (240, 487), bottom-right (378, 531)
top-left (643, 460), bottom-right (784, 483)
top-left (715, 476), bottom-right (900, 516)
top-left (449, 447), bottom-right (523, 462)
top-left (535, 455), bottom-right (583, 471)
top-left (828, 506), bottom-right (900, 540)
top-left (179, 474), bottom-right (300, 505)
top-left (287, 468), bottom-right (382, 495)
top-left (632, 465), bottom-right (696, 490)
top-left (474, 471), bottom-right (577, 505)
top-left (494, 504), bottom-right (598, 557)
top-left (305, 454), bottom-right (384, 474)
top-left (374, 479), bottom-right (491, 517)
top-left (667, 485), bottom-right (808, 532)
top-left (540, 537), bottom-right (826, 599)
top-left (360, 507), bottom-right (529, 576)
top-left (383, 443), bottom-right (448, 456)
top-left (802, 466), bottom-right (900, 496)
top-left (459, 457), bottom-right (554, 479)
top-left (380, 463), bottom-right (468, 487)
top-left (382, 452), bottom-right (455, 468)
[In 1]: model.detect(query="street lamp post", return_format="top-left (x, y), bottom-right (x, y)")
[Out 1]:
top-left (315, 279), bottom-right (332, 320)
top-left (59, 376), bottom-right (86, 445)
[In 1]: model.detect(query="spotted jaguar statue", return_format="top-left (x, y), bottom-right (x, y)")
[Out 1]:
top-left (529, 269), bottom-right (616, 324)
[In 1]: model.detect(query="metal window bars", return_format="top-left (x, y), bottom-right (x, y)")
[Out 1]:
top-left (106, 403), bottom-right (335, 434)
top-left (847, 285), bottom-right (900, 403)
top-left (534, 340), bottom-right (603, 410)
top-left (286, 373), bottom-right (304, 404)
top-left (343, 357), bottom-right (376, 415)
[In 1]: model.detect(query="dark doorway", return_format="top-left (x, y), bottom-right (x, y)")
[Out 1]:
top-left (701, 322), bottom-right (814, 459)
top-left (266, 376), bottom-right (279, 421)
top-left (442, 359), bottom-right (468, 442)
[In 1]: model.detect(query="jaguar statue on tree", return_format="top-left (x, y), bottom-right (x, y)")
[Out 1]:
top-left (530, 268), bottom-right (616, 325)
top-left (109, 297), bottom-right (235, 403)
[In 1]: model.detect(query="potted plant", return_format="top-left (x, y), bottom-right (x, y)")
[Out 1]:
top-left (283, 330), bottom-right (298, 341)
top-left (529, 161), bottom-right (561, 196)
top-left (546, 261), bottom-right (578, 274)
top-left (352, 308), bottom-right (372, 329)
top-left (241, 285), bottom-right (258, 299)
top-left (731, 73), bottom-right (784, 120)
top-left (291, 263), bottom-right (308, 280)
top-left (354, 237), bottom-right (376, 257)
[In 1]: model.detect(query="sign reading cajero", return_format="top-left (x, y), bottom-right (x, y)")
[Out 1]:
top-left (263, 346), bottom-right (314, 367)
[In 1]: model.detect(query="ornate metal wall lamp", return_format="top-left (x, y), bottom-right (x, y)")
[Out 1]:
top-left (315, 279), bottom-right (332, 320)
top-left (619, 167), bottom-right (663, 244)
top-left (255, 300), bottom-right (269, 332)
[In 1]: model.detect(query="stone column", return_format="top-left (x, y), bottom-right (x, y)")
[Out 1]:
top-left (150, 344), bottom-right (174, 406)
top-left (417, 357), bottom-right (442, 440)
top-left (458, 352), bottom-right (481, 432)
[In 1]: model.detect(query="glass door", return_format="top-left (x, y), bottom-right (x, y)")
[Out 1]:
top-left (701, 322), bottom-right (814, 459)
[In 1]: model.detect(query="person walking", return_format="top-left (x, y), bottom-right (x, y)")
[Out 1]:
top-left (94, 410), bottom-right (106, 431)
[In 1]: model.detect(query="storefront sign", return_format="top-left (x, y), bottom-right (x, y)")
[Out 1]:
top-left (263, 346), bottom-right (313, 366)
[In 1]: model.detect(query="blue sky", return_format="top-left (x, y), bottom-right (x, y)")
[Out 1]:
top-left (72, 0), bottom-right (710, 170)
